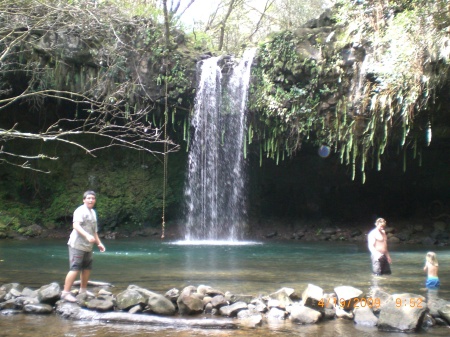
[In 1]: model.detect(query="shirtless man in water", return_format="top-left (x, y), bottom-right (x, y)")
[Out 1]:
top-left (368, 218), bottom-right (392, 275)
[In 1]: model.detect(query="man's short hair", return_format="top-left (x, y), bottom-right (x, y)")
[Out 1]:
top-left (83, 190), bottom-right (96, 199)
top-left (375, 218), bottom-right (386, 226)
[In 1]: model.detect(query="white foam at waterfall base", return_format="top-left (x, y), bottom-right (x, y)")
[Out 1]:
top-left (169, 240), bottom-right (262, 246)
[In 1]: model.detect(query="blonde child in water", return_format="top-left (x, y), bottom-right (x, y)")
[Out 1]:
top-left (423, 252), bottom-right (440, 289)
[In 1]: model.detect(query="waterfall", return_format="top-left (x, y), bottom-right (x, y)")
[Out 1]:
top-left (184, 49), bottom-right (256, 241)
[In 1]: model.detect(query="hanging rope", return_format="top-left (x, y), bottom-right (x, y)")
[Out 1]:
top-left (161, 61), bottom-right (169, 240)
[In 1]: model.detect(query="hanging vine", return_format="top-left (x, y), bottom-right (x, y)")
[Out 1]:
top-left (248, 0), bottom-right (450, 182)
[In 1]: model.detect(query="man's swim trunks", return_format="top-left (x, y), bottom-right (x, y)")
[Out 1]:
top-left (371, 254), bottom-right (391, 275)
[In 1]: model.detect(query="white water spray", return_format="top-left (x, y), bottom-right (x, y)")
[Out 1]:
top-left (184, 49), bottom-right (256, 241)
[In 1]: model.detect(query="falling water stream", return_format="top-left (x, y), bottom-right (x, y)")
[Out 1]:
top-left (184, 49), bottom-right (256, 241)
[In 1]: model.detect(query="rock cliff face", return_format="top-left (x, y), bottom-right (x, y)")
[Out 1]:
top-left (0, 1), bottom-right (449, 236)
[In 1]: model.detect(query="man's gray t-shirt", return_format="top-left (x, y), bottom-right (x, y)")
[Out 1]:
top-left (67, 204), bottom-right (98, 252)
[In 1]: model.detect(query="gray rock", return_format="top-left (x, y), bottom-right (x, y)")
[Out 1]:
top-left (266, 307), bottom-right (286, 320)
top-left (197, 285), bottom-right (224, 297)
top-left (438, 303), bottom-right (450, 324)
top-left (302, 284), bottom-right (324, 312)
top-left (165, 288), bottom-right (180, 303)
top-left (268, 288), bottom-right (294, 308)
top-left (211, 295), bottom-right (228, 308)
top-left (23, 303), bottom-right (53, 314)
top-left (237, 309), bottom-right (263, 328)
top-left (354, 305), bottom-right (378, 326)
top-left (37, 282), bottom-right (60, 304)
top-left (219, 301), bottom-right (248, 317)
top-left (334, 285), bottom-right (363, 310)
top-left (146, 291), bottom-right (176, 316)
top-left (250, 298), bottom-right (267, 313)
top-left (177, 286), bottom-right (203, 315)
top-left (290, 304), bottom-right (322, 324)
top-left (378, 293), bottom-right (427, 332)
top-left (115, 289), bottom-right (146, 311)
top-left (85, 298), bottom-right (114, 312)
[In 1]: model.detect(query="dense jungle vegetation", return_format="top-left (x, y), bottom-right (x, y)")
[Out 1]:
top-left (0, 0), bottom-right (449, 237)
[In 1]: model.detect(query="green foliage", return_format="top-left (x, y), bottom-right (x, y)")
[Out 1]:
top-left (249, 31), bottom-right (341, 163)
top-left (250, 0), bottom-right (450, 182)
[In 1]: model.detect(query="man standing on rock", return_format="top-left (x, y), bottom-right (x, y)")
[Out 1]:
top-left (61, 190), bottom-right (106, 302)
top-left (368, 218), bottom-right (391, 275)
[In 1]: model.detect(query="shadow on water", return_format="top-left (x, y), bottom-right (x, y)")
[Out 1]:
top-left (1, 239), bottom-right (449, 336)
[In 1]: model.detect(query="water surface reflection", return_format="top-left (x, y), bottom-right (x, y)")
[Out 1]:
top-left (0, 239), bottom-right (449, 336)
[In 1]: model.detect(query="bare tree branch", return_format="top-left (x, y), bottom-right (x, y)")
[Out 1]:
top-left (0, 0), bottom-right (183, 172)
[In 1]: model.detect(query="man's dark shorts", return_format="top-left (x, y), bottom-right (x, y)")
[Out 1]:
top-left (371, 254), bottom-right (391, 275)
top-left (69, 246), bottom-right (93, 271)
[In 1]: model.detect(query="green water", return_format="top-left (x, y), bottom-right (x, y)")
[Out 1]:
top-left (0, 239), bottom-right (449, 336)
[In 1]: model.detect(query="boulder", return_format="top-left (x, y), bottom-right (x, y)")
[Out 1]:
top-left (438, 303), bottom-right (450, 325)
top-left (237, 309), bottom-right (263, 328)
top-left (146, 291), bottom-right (177, 316)
top-left (211, 294), bottom-right (228, 308)
top-left (115, 289), bottom-right (146, 311)
top-left (378, 293), bottom-right (427, 332)
top-left (354, 305), bottom-right (378, 326)
top-left (301, 284), bottom-right (324, 311)
top-left (266, 307), bottom-right (286, 320)
top-left (23, 303), bottom-right (53, 314)
top-left (37, 282), bottom-right (61, 304)
top-left (268, 288), bottom-right (295, 308)
top-left (85, 298), bottom-right (114, 312)
top-left (334, 285), bottom-right (363, 310)
top-left (219, 301), bottom-right (248, 317)
top-left (290, 304), bottom-right (322, 324)
top-left (177, 286), bottom-right (203, 315)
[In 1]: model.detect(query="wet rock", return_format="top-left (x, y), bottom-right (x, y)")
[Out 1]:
top-left (351, 229), bottom-right (362, 237)
top-left (438, 303), bottom-right (450, 324)
top-left (14, 296), bottom-right (39, 307)
top-left (266, 307), bottom-right (286, 320)
top-left (290, 304), bottom-right (322, 324)
top-left (177, 286), bottom-right (203, 315)
top-left (0, 299), bottom-right (17, 310)
top-left (37, 282), bottom-right (60, 304)
top-left (165, 288), bottom-right (179, 303)
top-left (211, 295), bottom-right (228, 308)
top-left (86, 298), bottom-right (114, 312)
top-left (336, 305), bottom-right (354, 319)
top-left (354, 305), bottom-right (378, 326)
top-left (197, 285), bottom-right (224, 297)
top-left (250, 298), bottom-right (267, 313)
top-left (23, 303), bottom-right (53, 314)
top-left (237, 309), bottom-right (263, 327)
top-left (146, 291), bottom-right (177, 316)
top-left (427, 295), bottom-right (449, 317)
top-left (115, 289), bottom-right (146, 311)
top-left (302, 284), bottom-right (324, 312)
top-left (127, 285), bottom-right (176, 315)
top-left (268, 288), bottom-right (294, 308)
top-left (129, 304), bottom-right (143, 314)
top-left (0, 309), bottom-right (22, 315)
top-left (219, 301), bottom-right (248, 317)
top-left (378, 293), bottom-right (427, 332)
top-left (265, 231), bottom-right (277, 238)
top-left (334, 286), bottom-right (363, 310)
top-left (422, 237), bottom-right (436, 245)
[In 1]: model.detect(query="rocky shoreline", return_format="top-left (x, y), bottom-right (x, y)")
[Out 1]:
top-left (1, 280), bottom-right (450, 333)
top-left (2, 217), bottom-right (449, 246)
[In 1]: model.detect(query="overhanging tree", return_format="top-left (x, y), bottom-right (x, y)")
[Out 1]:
top-left (0, 0), bottom-right (184, 173)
